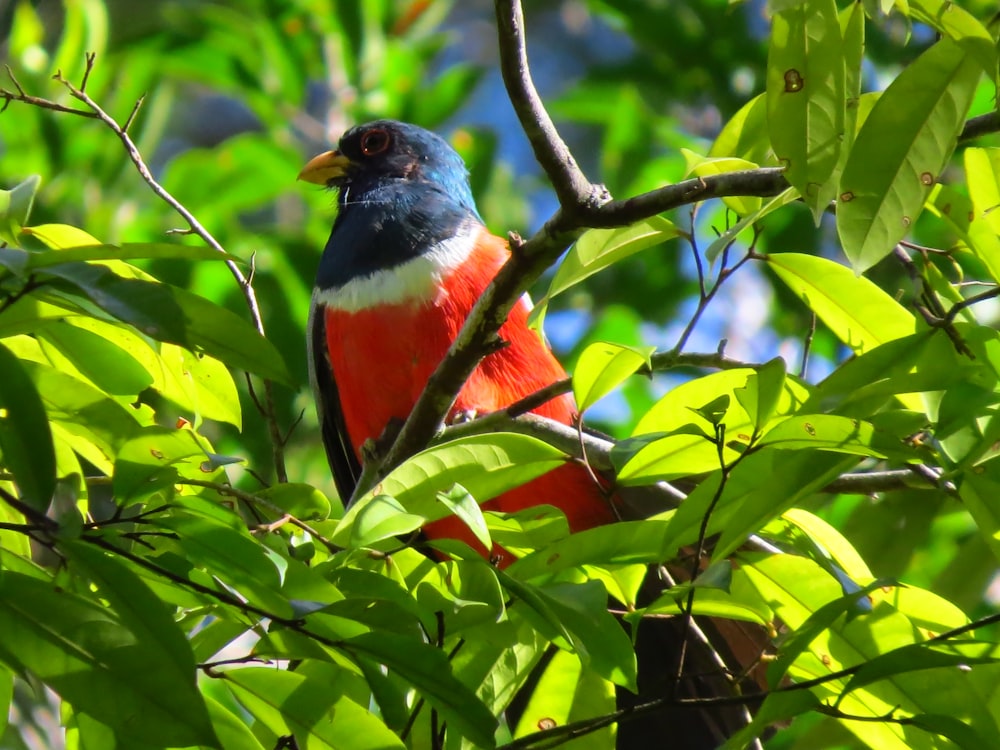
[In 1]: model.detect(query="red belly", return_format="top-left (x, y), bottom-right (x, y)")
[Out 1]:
top-left (323, 251), bottom-right (615, 558)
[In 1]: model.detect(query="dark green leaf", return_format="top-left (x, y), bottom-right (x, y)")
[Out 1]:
top-left (0, 571), bottom-right (220, 748)
top-left (0, 341), bottom-right (55, 511)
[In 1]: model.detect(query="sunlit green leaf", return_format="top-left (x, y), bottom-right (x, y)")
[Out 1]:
top-left (0, 175), bottom-right (40, 246)
top-left (512, 649), bottom-right (616, 748)
top-left (225, 667), bottom-right (403, 750)
top-left (767, 0), bottom-right (844, 220)
top-left (335, 434), bottom-right (567, 545)
top-left (837, 39), bottom-right (982, 271)
top-left (767, 252), bottom-right (917, 354)
top-left (573, 341), bottom-right (655, 412)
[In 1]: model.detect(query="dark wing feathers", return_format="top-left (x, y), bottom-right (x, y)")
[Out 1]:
top-left (308, 298), bottom-right (361, 504)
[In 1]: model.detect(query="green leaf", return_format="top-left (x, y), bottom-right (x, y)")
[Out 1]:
top-left (0, 571), bottom-right (221, 748)
top-left (512, 649), bottom-right (616, 747)
top-left (766, 580), bottom-right (886, 687)
top-left (37, 320), bottom-right (154, 397)
top-left (767, 252), bottom-right (917, 354)
top-left (1, 239), bottom-right (241, 269)
top-left (0, 664), bottom-right (11, 739)
top-left (38, 262), bottom-right (293, 384)
top-left (965, 147), bottom-right (1000, 235)
top-left (158, 343), bottom-right (243, 429)
top-left (767, 0), bottom-right (845, 221)
top-left (205, 696), bottom-right (266, 750)
top-left (346, 632), bottom-right (499, 748)
top-left (573, 342), bottom-right (655, 412)
top-left (531, 217), bottom-right (679, 329)
top-left (704, 187), bottom-right (799, 264)
top-left (0, 341), bottom-right (55, 511)
top-left (349, 494), bottom-right (426, 547)
top-left (225, 667), bottom-right (404, 749)
top-left (19, 223), bottom-right (102, 249)
top-left (908, 0), bottom-right (998, 77)
top-left (112, 428), bottom-right (208, 503)
top-left (155, 511), bottom-right (293, 618)
top-left (837, 39), bottom-right (982, 271)
top-left (710, 93), bottom-right (773, 165)
top-left (435, 483), bottom-right (491, 552)
top-left (720, 690), bottom-right (820, 750)
top-left (839, 641), bottom-right (1000, 702)
top-left (498, 574), bottom-right (637, 690)
top-left (682, 150), bottom-right (761, 215)
top-left (335, 434), bottom-right (567, 545)
top-left (758, 414), bottom-right (885, 457)
top-left (734, 357), bottom-right (787, 431)
top-left (0, 175), bottom-right (40, 246)
top-left (257, 482), bottom-right (335, 521)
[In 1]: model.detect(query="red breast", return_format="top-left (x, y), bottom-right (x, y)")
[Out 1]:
top-left (322, 227), bottom-right (616, 559)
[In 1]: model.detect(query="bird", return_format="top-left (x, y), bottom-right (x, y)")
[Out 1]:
top-left (298, 120), bottom-right (762, 747)
top-left (297, 119), bottom-right (617, 560)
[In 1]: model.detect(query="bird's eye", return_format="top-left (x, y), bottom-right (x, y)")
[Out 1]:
top-left (360, 129), bottom-right (391, 156)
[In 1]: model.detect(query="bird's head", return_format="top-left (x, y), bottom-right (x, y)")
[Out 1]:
top-left (298, 120), bottom-right (478, 217)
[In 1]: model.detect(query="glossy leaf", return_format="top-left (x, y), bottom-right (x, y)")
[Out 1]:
top-left (512, 649), bottom-right (616, 747)
top-left (531, 217), bottom-right (679, 328)
top-left (0, 341), bottom-right (55, 511)
top-left (435, 483), bottom-right (492, 551)
top-left (0, 174), bottom-right (40, 246)
top-left (0, 571), bottom-right (221, 748)
top-left (335, 434), bottom-right (567, 544)
top-left (225, 667), bottom-right (404, 750)
top-left (767, 252), bottom-right (917, 354)
top-left (758, 414), bottom-right (885, 457)
top-left (734, 357), bottom-right (787, 431)
top-left (347, 494), bottom-right (426, 547)
top-left (1, 239), bottom-right (240, 269)
top-left (37, 319), bottom-right (154, 396)
top-left (573, 341), bottom-right (655, 412)
top-left (498, 574), bottom-right (637, 690)
top-left (38, 261), bottom-right (293, 384)
top-left (346, 631), bottom-right (499, 748)
top-left (767, 0), bottom-right (844, 220)
top-left (837, 39), bottom-right (982, 271)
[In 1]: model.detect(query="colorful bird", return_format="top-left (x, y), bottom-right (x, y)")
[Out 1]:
top-left (299, 120), bottom-right (762, 748)
top-left (298, 119), bottom-right (616, 560)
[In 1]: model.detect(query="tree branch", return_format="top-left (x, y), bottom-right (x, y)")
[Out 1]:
top-left (494, 0), bottom-right (606, 211)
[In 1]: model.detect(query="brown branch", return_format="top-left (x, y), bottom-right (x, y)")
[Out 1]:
top-left (494, 0), bottom-right (606, 212)
top-left (960, 111), bottom-right (1000, 142)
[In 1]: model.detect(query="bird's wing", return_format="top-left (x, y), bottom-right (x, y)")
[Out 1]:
top-left (308, 294), bottom-right (361, 504)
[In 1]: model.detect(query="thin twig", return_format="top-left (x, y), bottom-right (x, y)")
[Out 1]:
top-left (178, 478), bottom-right (341, 554)
top-left (3, 55), bottom-right (290, 483)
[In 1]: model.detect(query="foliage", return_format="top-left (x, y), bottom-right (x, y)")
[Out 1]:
top-left (1, 1), bottom-right (1000, 749)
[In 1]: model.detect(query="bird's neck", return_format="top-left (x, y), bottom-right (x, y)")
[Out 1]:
top-left (315, 204), bottom-right (487, 313)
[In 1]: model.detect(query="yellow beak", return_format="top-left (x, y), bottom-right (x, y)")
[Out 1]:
top-left (297, 150), bottom-right (352, 185)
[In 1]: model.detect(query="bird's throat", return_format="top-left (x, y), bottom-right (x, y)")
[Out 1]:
top-left (314, 222), bottom-right (481, 312)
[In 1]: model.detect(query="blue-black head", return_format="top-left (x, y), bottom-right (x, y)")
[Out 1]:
top-left (299, 120), bottom-right (479, 218)
top-left (300, 120), bottom-right (484, 288)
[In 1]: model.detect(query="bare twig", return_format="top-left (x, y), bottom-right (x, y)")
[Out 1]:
top-left (3, 55), bottom-right (290, 482)
top-left (494, 0), bottom-right (606, 211)
top-left (177, 478), bottom-right (340, 554)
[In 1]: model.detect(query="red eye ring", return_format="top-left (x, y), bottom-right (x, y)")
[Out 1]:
top-left (360, 129), bottom-right (391, 156)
